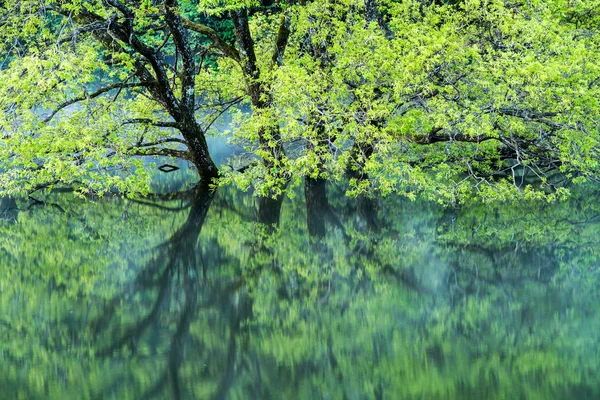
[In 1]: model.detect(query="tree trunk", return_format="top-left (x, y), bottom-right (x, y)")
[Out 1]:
top-left (86, 7), bottom-right (219, 184)
top-left (178, 116), bottom-right (219, 183)
top-left (230, 9), bottom-right (285, 168)
top-left (364, 0), bottom-right (393, 38)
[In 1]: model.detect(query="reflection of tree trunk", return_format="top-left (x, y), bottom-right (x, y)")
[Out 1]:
top-left (304, 178), bottom-right (348, 242)
top-left (305, 177), bottom-right (328, 239)
top-left (203, 185), bottom-right (292, 398)
top-left (168, 248), bottom-right (201, 400)
top-left (0, 197), bottom-right (18, 222)
top-left (209, 190), bottom-right (284, 400)
top-left (258, 196), bottom-right (284, 228)
top-left (212, 292), bottom-right (253, 400)
top-left (91, 186), bottom-right (215, 399)
top-left (357, 195), bottom-right (379, 233)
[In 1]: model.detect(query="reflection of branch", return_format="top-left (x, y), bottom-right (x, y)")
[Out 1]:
top-left (26, 195), bottom-right (66, 214)
top-left (142, 187), bottom-right (201, 201)
top-left (212, 294), bottom-right (252, 400)
top-left (212, 196), bottom-right (255, 222)
top-left (127, 199), bottom-right (191, 212)
top-left (0, 318), bottom-right (26, 333)
top-left (96, 271), bottom-right (171, 356)
top-left (445, 244), bottom-right (558, 293)
top-left (93, 191), bottom-right (212, 342)
top-left (140, 373), bottom-right (169, 400)
top-left (89, 189), bottom-right (219, 399)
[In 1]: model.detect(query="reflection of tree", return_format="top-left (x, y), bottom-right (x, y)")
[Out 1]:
top-left (434, 187), bottom-right (600, 299)
top-left (210, 192), bottom-right (287, 400)
top-left (86, 184), bottom-right (289, 399)
top-left (87, 188), bottom-right (212, 399)
top-left (245, 183), bottom-right (600, 399)
top-left (86, 186), bottom-right (254, 400)
top-left (1, 183), bottom-right (600, 399)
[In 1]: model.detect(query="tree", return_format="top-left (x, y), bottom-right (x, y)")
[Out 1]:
top-left (0, 0), bottom-right (279, 196)
top-left (1, 0), bottom-right (599, 202)
top-left (220, 0), bottom-right (600, 202)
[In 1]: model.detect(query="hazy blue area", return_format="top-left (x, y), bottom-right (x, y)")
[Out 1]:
top-left (0, 181), bottom-right (599, 399)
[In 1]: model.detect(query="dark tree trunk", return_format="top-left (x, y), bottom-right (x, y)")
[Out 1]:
top-left (357, 195), bottom-right (380, 233)
top-left (364, 0), bottom-right (393, 38)
top-left (258, 196), bottom-right (285, 228)
top-left (0, 197), bottom-right (18, 222)
top-left (304, 177), bottom-right (329, 239)
top-left (304, 178), bottom-right (350, 251)
top-left (79, 5), bottom-right (220, 184)
top-left (178, 116), bottom-right (219, 183)
top-left (230, 9), bottom-right (286, 168)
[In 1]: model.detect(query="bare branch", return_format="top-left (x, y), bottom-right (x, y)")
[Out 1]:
top-left (127, 147), bottom-right (191, 161)
top-left (411, 127), bottom-right (496, 145)
top-left (134, 138), bottom-right (187, 147)
top-left (121, 118), bottom-right (179, 128)
top-left (43, 82), bottom-right (155, 123)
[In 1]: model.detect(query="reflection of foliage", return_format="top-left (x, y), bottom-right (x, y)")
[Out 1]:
top-left (1, 182), bottom-right (599, 399)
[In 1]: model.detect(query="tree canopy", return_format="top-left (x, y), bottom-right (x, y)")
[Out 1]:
top-left (0, 0), bottom-right (599, 202)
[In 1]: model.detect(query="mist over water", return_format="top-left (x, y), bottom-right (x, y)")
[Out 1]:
top-left (0, 181), bottom-right (599, 399)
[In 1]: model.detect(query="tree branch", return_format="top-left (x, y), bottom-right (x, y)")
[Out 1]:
top-left (134, 138), bottom-right (187, 147)
top-left (163, 0), bottom-right (196, 110)
top-left (121, 118), bottom-right (179, 128)
top-left (181, 18), bottom-right (241, 63)
top-left (43, 82), bottom-right (155, 123)
top-left (127, 147), bottom-right (191, 161)
top-left (271, 14), bottom-right (291, 67)
top-left (411, 128), bottom-right (497, 145)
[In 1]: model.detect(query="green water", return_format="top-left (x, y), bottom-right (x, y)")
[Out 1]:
top-left (0, 181), bottom-right (599, 399)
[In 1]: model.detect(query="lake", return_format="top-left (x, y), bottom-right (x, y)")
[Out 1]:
top-left (1, 180), bottom-right (599, 399)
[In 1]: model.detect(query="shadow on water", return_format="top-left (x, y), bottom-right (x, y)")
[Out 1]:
top-left (0, 180), bottom-right (599, 399)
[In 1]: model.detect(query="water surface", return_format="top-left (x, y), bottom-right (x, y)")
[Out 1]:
top-left (1, 181), bottom-right (599, 399)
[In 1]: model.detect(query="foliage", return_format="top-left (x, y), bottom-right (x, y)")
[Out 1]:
top-left (0, 0), bottom-right (599, 202)
top-left (219, 0), bottom-right (600, 203)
